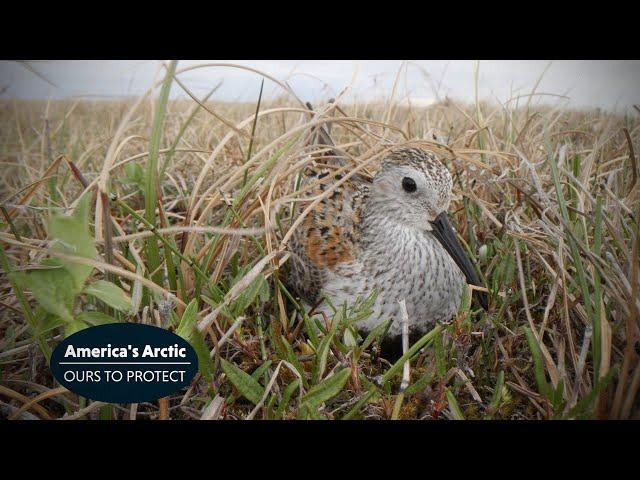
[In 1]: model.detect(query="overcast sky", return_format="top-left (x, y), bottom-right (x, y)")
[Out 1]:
top-left (1, 60), bottom-right (639, 112)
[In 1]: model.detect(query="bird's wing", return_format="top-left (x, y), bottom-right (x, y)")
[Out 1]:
top-left (299, 168), bottom-right (369, 267)
top-left (289, 167), bottom-right (370, 303)
top-left (288, 103), bottom-right (370, 302)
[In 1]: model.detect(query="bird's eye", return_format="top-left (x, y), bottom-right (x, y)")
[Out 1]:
top-left (402, 177), bottom-right (417, 193)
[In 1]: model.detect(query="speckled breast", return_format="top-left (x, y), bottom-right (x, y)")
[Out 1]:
top-left (321, 223), bottom-right (466, 338)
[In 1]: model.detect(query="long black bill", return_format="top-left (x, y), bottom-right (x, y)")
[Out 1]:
top-left (429, 212), bottom-right (489, 311)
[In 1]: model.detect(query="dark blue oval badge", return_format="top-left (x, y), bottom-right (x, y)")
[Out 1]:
top-left (50, 323), bottom-right (198, 403)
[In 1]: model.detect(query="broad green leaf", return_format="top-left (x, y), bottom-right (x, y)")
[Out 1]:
top-left (251, 360), bottom-right (272, 382)
top-left (343, 327), bottom-right (358, 348)
top-left (232, 273), bottom-right (268, 315)
top-left (124, 162), bottom-right (145, 190)
top-left (11, 261), bottom-right (75, 322)
top-left (302, 367), bottom-right (351, 408)
top-left (47, 193), bottom-right (97, 292)
top-left (34, 307), bottom-right (66, 335)
top-left (302, 313), bottom-right (320, 346)
top-left (299, 402), bottom-right (326, 420)
top-left (76, 311), bottom-right (120, 326)
top-left (188, 328), bottom-right (214, 381)
top-left (73, 190), bottom-right (91, 225)
top-left (276, 379), bottom-right (301, 419)
top-left (83, 280), bottom-right (131, 312)
top-left (459, 282), bottom-right (472, 314)
top-left (220, 358), bottom-right (265, 405)
top-left (258, 276), bottom-right (270, 303)
top-left (176, 299), bottom-right (214, 381)
top-left (65, 318), bottom-right (89, 337)
top-left (277, 334), bottom-right (307, 388)
top-left (176, 299), bottom-right (199, 337)
top-left (313, 329), bottom-right (336, 384)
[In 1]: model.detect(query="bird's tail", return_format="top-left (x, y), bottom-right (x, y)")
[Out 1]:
top-left (304, 99), bottom-right (349, 169)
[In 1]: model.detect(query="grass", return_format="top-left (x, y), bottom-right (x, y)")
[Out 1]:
top-left (0, 64), bottom-right (639, 420)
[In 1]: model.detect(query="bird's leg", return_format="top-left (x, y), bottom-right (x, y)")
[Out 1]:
top-left (307, 296), bottom-right (325, 317)
top-left (320, 310), bottom-right (330, 331)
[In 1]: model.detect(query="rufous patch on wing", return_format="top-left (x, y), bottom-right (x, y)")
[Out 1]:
top-left (303, 211), bottom-right (355, 269)
top-left (290, 163), bottom-right (366, 289)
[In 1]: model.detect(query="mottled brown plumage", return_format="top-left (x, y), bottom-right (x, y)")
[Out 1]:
top-left (288, 122), bottom-right (487, 342)
top-left (289, 164), bottom-right (369, 302)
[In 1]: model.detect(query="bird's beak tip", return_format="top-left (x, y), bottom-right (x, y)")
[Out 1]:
top-left (478, 291), bottom-right (489, 311)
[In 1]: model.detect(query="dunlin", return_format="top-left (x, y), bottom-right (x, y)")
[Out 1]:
top-left (289, 140), bottom-right (488, 346)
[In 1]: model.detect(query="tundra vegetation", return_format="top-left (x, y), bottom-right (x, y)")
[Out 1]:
top-left (0, 62), bottom-right (638, 420)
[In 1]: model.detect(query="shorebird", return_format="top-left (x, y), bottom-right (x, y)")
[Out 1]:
top-left (288, 137), bottom-right (488, 348)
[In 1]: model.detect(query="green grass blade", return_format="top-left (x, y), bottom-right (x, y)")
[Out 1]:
top-left (144, 60), bottom-right (177, 286)
top-left (446, 389), bottom-right (465, 420)
top-left (381, 325), bottom-right (442, 385)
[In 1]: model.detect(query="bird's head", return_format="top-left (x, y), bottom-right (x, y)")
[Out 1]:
top-left (371, 147), bottom-right (488, 310)
top-left (372, 147), bottom-right (453, 230)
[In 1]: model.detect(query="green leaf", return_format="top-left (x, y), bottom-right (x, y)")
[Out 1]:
top-left (434, 329), bottom-right (446, 377)
top-left (258, 278), bottom-right (270, 303)
top-left (65, 318), bottom-right (89, 337)
top-left (176, 299), bottom-right (199, 337)
top-left (343, 327), bottom-right (358, 348)
top-left (523, 326), bottom-right (551, 399)
top-left (232, 273), bottom-right (268, 315)
top-left (251, 360), bottom-right (272, 383)
top-left (446, 389), bottom-right (465, 420)
top-left (220, 358), bottom-right (265, 405)
top-left (360, 319), bottom-right (391, 352)
top-left (83, 280), bottom-right (131, 312)
top-left (302, 313), bottom-right (320, 346)
top-left (276, 379), bottom-right (301, 419)
top-left (552, 379), bottom-right (565, 414)
top-left (76, 311), bottom-right (120, 326)
top-left (33, 307), bottom-right (66, 335)
top-left (47, 193), bottom-right (97, 292)
top-left (176, 299), bottom-right (214, 381)
top-left (346, 290), bottom-right (378, 325)
top-left (489, 370), bottom-right (505, 410)
top-left (11, 261), bottom-right (75, 322)
top-left (123, 162), bottom-right (145, 189)
top-left (144, 60), bottom-right (177, 287)
top-left (299, 402), bottom-right (325, 420)
top-left (189, 329), bottom-right (214, 381)
top-left (276, 334), bottom-right (307, 388)
top-left (302, 367), bottom-right (351, 408)
top-left (564, 366), bottom-right (617, 419)
top-left (313, 328), bottom-right (337, 384)
top-left (459, 282), bottom-right (472, 315)
top-left (404, 369), bottom-right (435, 397)
top-left (130, 266), bottom-right (143, 314)
top-left (342, 386), bottom-right (378, 420)
top-left (381, 325), bottom-right (442, 385)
